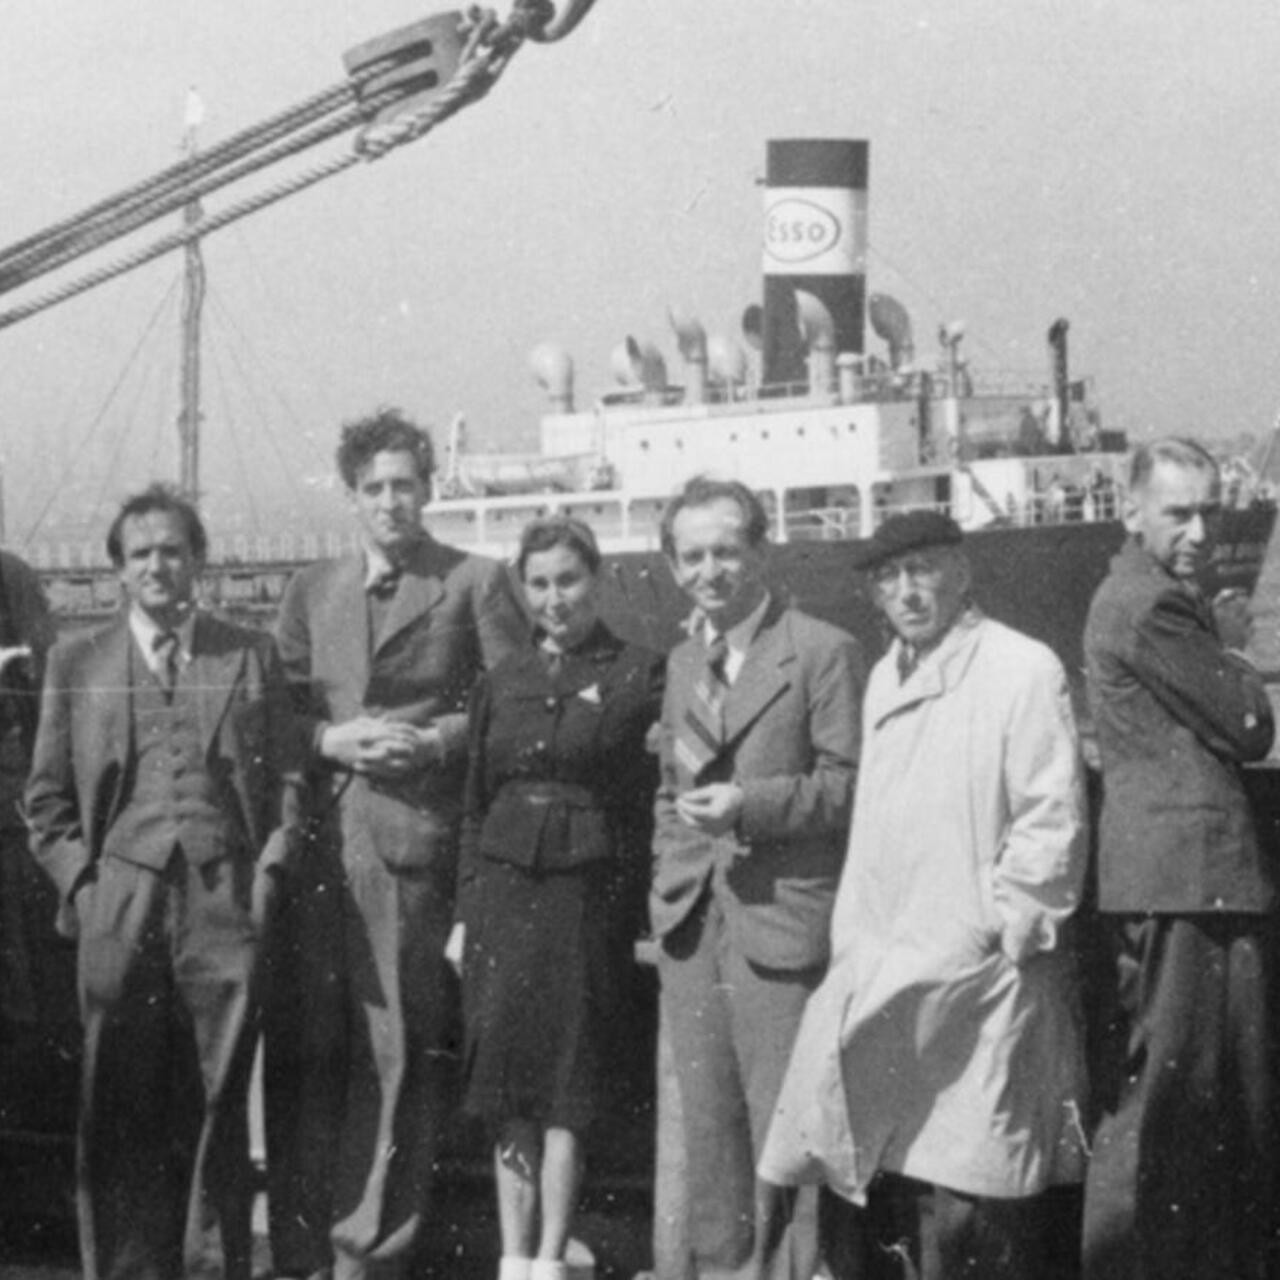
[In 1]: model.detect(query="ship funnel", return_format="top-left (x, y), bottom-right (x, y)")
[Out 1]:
top-left (529, 342), bottom-right (575, 413)
top-left (868, 293), bottom-right (915, 369)
top-left (1047, 318), bottom-right (1069, 448)
top-left (668, 305), bottom-right (708, 405)
top-left (761, 138), bottom-right (869, 388)
top-left (795, 290), bottom-right (836, 396)
top-left (707, 334), bottom-right (748, 390)
top-left (610, 336), bottom-right (668, 396)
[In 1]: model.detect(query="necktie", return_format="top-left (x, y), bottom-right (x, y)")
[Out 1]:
top-left (367, 563), bottom-right (402, 598)
top-left (897, 644), bottom-right (918, 683)
top-left (153, 630), bottom-right (179, 695)
top-left (674, 633), bottom-right (730, 779)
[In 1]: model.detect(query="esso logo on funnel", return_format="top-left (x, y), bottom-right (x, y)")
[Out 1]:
top-left (765, 199), bottom-right (840, 261)
top-left (762, 188), bottom-right (865, 276)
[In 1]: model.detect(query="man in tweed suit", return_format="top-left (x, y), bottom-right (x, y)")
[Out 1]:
top-left (650, 475), bottom-right (864, 1280)
top-left (265, 408), bottom-right (526, 1280)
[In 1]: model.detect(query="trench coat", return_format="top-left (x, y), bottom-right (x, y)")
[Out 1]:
top-left (758, 610), bottom-right (1088, 1203)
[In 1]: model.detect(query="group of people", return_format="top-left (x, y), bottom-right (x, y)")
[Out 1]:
top-left (7, 411), bottom-right (1276, 1280)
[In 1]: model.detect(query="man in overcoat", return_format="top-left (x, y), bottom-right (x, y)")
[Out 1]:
top-left (265, 407), bottom-right (526, 1280)
top-left (650, 474), bottom-right (864, 1280)
top-left (759, 511), bottom-right (1088, 1280)
top-left (1081, 437), bottom-right (1276, 1279)
top-left (25, 484), bottom-right (303, 1280)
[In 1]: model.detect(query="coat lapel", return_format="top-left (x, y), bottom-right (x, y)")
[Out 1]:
top-left (723, 602), bottom-right (794, 745)
top-left (191, 614), bottom-right (245, 751)
top-left (374, 540), bottom-right (445, 656)
top-left (871, 609), bottom-right (985, 728)
top-left (322, 554), bottom-right (373, 691)
top-left (79, 618), bottom-right (135, 837)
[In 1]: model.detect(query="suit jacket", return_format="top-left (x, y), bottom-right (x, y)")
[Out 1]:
top-left (651, 597), bottom-right (865, 970)
top-left (25, 611), bottom-right (305, 917)
top-left (1086, 538), bottom-right (1276, 913)
top-left (275, 535), bottom-right (527, 874)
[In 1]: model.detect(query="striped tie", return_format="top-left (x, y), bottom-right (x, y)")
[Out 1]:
top-left (674, 633), bottom-right (730, 780)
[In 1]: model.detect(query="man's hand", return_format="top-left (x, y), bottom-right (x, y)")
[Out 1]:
top-left (676, 783), bottom-right (745, 836)
top-left (320, 717), bottom-right (445, 779)
top-left (1213, 588), bottom-right (1254, 654)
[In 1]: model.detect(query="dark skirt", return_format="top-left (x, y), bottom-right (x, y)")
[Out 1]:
top-left (461, 856), bottom-right (620, 1133)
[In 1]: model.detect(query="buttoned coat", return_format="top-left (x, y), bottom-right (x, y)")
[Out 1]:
top-left (759, 612), bottom-right (1088, 1202)
top-left (275, 535), bottom-right (527, 874)
top-left (650, 598), bottom-right (864, 971)
top-left (26, 610), bottom-right (303, 914)
top-left (1086, 539), bottom-right (1275, 913)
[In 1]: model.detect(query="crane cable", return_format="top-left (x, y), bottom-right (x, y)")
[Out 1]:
top-left (0, 0), bottom-right (599, 333)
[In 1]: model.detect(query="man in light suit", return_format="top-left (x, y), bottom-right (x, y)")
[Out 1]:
top-left (651, 475), bottom-right (864, 1280)
top-left (25, 484), bottom-right (303, 1280)
top-left (266, 408), bottom-right (526, 1280)
top-left (1082, 437), bottom-right (1277, 1279)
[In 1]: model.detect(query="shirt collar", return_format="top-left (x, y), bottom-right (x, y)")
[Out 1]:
top-left (129, 606), bottom-right (196, 670)
top-left (703, 590), bottom-right (770, 657)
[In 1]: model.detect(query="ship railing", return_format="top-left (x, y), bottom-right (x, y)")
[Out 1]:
top-left (24, 529), bottom-right (367, 571)
top-left (782, 505), bottom-right (863, 542)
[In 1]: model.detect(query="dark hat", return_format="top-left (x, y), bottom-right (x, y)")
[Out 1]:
top-left (854, 510), bottom-right (964, 572)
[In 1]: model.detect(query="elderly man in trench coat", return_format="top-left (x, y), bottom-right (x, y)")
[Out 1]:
top-left (758, 511), bottom-right (1088, 1280)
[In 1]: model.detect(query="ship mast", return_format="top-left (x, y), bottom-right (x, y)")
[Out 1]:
top-left (177, 89), bottom-right (205, 500)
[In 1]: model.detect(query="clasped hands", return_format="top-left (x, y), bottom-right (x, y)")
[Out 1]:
top-left (321, 715), bottom-right (444, 779)
top-left (676, 782), bottom-right (744, 836)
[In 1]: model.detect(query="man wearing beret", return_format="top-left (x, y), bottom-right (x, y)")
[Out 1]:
top-left (1081, 438), bottom-right (1276, 1280)
top-left (759, 510), bottom-right (1089, 1279)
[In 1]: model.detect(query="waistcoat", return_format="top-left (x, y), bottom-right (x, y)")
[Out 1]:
top-left (100, 654), bottom-right (244, 869)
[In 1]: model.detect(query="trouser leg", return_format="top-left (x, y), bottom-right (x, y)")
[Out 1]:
top-left (331, 858), bottom-right (456, 1280)
top-left (174, 853), bottom-right (259, 1280)
top-left (1083, 914), bottom-right (1275, 1280)
top-left (658, 894), bottom-right (821, 1280)
top-left (722, 923), bottom-right (821, 1280)
top-left (852, 1175), bottom-right (1052, 1280)
top-left (77, 852), bottom-right (257, 1280)
top-left (657, 898), bottom-right (755, 1271)
top-left (78, 858), bottom-right (192, 1280)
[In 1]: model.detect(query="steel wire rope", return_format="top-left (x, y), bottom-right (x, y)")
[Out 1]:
top-left (0, 0), bottom-right (597, 337)
top-left (204, 283), bottom-right (306, 520)
top-left (202, 312), bottom-right (263, 537)
top-left (0, 81), bottom-right (420, 298)
top-left (0, 21), bottom-right (519, 335)
top-left (21, 275), bottom-right (181, 546)
top-left (0, 65), bottom-right (400, 281)
top-left (98, 294), bottom-right (184, 532)
top-left (223, 223), bottom-right (335, 474)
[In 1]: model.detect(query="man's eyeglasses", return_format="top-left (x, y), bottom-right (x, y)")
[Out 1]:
top-left (870, 554), bottom-right (947, 594)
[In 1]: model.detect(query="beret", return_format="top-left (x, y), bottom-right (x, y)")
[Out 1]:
top-left (853, 510), bottom-right (964, 572)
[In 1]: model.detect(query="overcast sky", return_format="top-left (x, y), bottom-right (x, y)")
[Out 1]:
top-left (4, 0), bottom-right (1280, 544)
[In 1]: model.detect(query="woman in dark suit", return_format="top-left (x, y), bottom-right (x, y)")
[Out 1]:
top-left (446, 516), bottom-right (662, 1280)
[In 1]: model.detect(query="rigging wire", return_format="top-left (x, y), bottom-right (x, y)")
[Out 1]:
top-left (21, 276), bottom-right (180, 546)
top-left (0, 80), bottom-right (412, 297)
top-left (224, 223), bottom-right (337, 472)
top-left (205, 282), bottom-right (330, 484)
top-left (0, 0), bottom-right (584, 333)
top-left (203, 316), bottom-right (263, 536)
